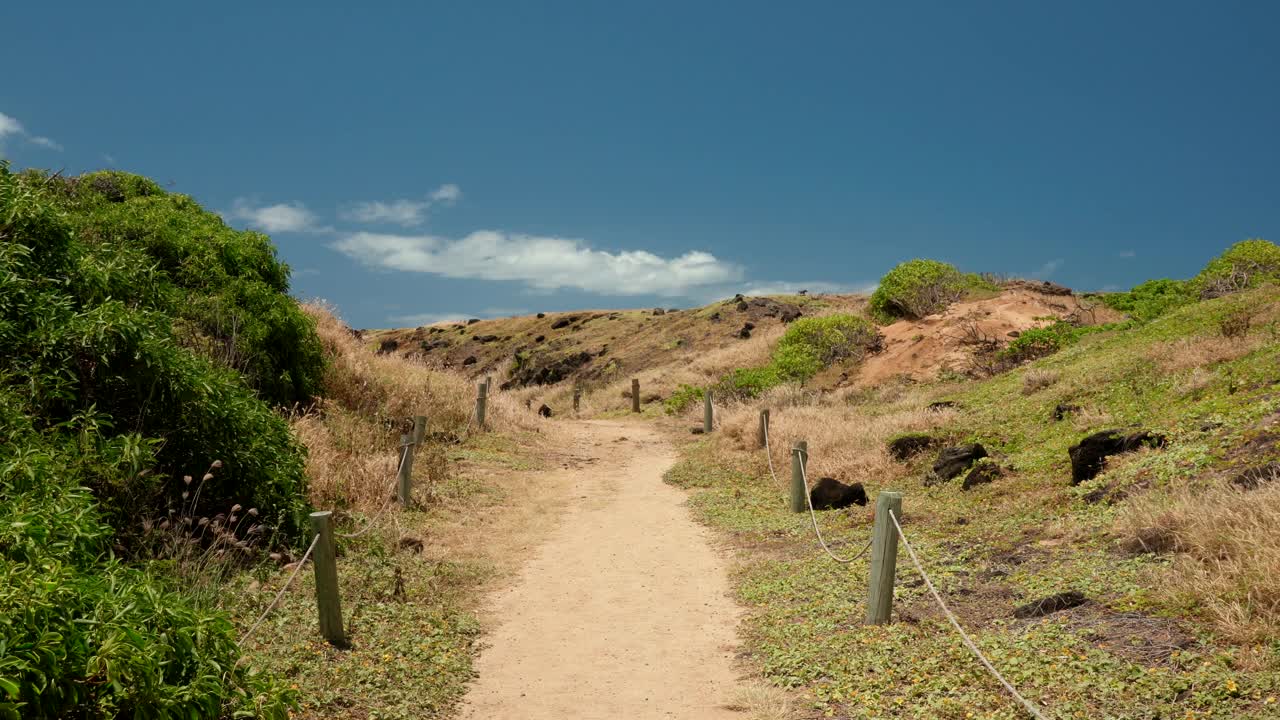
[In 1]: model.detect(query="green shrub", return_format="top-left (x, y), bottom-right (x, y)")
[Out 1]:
top-left (38, 169), bottom-right (326, 408)
top-left (716, 365), bottom-right (786, 401)
top-left (1193, 238), bottom-right (1280, 299)
top-left (869, 259), bottom-right (993, 322)
top-left (664, 384), bottom-right (705, 415)
top-left (1099, 278), bottom-right (1194, 323)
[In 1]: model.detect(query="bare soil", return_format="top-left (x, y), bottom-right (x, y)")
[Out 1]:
top-left (458, 419), bottom-right (748, 720)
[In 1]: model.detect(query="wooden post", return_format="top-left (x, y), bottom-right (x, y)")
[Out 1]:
top-left (476, 382), bottom-right (488, 429)
top-left (631, 378), bottom-right (641, 413)
top-left (397, 433), bottom-right (413, 507)
top-left (866, 491), bottom-right (903, 625)
top-left (573, 386), bottom-right (581, 414)
top-left (703, 390), bottom-right (714, 433)
top-left (310, 511), bottom-right (347, 647)
top-left (411, 414), bottom-right (427, 445)
top-left (757, 408), bottom-right (770, 449)
top-left (790, 440), bottom-right (808, 513)
top-left (484, 376), bottom-right (492, 394)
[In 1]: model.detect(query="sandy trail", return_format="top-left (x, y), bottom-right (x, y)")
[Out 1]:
top-left (459, 419), bottom-right (745, 720)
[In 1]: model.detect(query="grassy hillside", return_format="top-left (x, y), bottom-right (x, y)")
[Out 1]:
top-left (651, 246), bottom-right (1280, 718)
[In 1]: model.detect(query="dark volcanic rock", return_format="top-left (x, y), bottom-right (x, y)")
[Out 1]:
top-left (736, 301), bottom-right (749, 312)
top-left (538, 404), bottom-right (553, 418)
top-left (888, 434), bottom-right (936, 461)
top-left (737, 325), bottom-right (752, 339)
top-left (1068, 430), bottom-right (1167, 484)
top-left (503, 351), bottom-right (593, 388)
top-left (780, 308), bottom-right (802, 323)
top-left (1013, 591), bottom-right (1088, 619)
top-left (534, 335), bottom-right (545, 343)
top-left (462, 355), bottom-right (477, 366)
top-left (927, 401), bottom-right (959, 412)
top-left (809, 478), bottom-right (868, 510)
top-left (474, 335), bottom-right (499, 343)
top-left (536, 312), bottom-right (546, 318)
top-left (1053, 403), bottom-right (1081, 421)
top-left (467, 318), bottom-right (481, 325)
top-left (1232, 462), bottom-right (1280, 490)
top-left (551, 316), bottom-right (577, 329)
top-left (652, 308), bottom-right (666, 316)
top-left (377, 339), bottom-right (399, 355)
top-left (927, 444), bottom-right (988, 485)
top-left (961, 461), bottom-right (1002, 490)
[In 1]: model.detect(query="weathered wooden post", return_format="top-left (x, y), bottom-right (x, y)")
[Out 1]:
top-left (790, 440), bottom-right (808, 513)
top-left (757, 408), bottom-right (770, 448)
top-left (631, 379), bottom-right (641, 413)
top-left (703, 390), bottom-right (714, 433)
top-left (476, 382), bottom-right (488, 429)
top-left (573, 386), bottom-right (582, 414)
top-left (397, 433), bottom-right (413, 507)
top-left (310, 511), bottom-right (348, 647)
top-left (412, 414), bottom-right (427, 445)
top-left (866, 491), bottom-right (903, 625)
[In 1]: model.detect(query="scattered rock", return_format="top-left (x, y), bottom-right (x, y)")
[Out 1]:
top-left (398, 536), bottom-right (425, 554)
top-left (462, 356), bottom-right (478, 366)
top-left (709, 312), bottom-right (722, 322)
top-left (467, 318), bottom-right (481, 325)
top-left (534, 335), bottom-right (545, 343)
top-left (888, 433), bottom-right (936, 461)
top-left (474, 334), bottom-right (499, 343)
top-left (538, 404), bottom-right (553, 418)
top-left (690, 427), bottom-right (705, 435)
top-left (1232, 462), bottom-right (1280, 490)
top-left (642, 393), bottom-right (662, 403)
top-left (667, 308), bottom-right (679, 313)
top-left (1013, 591), bottom-right (1088, 619)
top-left (1068, 430), bottom-right (1167, 484)
top-left (377, 339), bottom-right (399, 355)
top-left (809, 478), bottom-right (868, 510)
top-left (927, 444), bottom-right (988, 485)
top-left (927, 401), bottom-right (959, 412)
top-left (652, 308), bottom-right (666, 316)
top-left (551, 316), bottom-right (578, 329)
top-left (736, 301), bottom-right (749, 312)
top-left (1053, 403), bottom-right (1080, 421)
top-left (536, 312), bottom-right (546, 318)
top-left (737, 325), bottom-right (752, 339)
top-left (780, 308), bottom-right (802, 323)
top-left (961, 461), bottom-right (1002, 490)
top-left (504, 351), bottom-right (593, 388)
top-left (798, 289), bottom-right (808, 295)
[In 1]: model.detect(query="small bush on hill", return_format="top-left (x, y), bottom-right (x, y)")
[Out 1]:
top-left (664, 384), bottom-right (706, 415)
top-left (869, 259), bottom-right (994, 323)
top-left (1193, 238), bottom-right (1280, 298)
top-left (714, 314), bottom-right (881, 401)
top-left (1099, 278), bottom-right (1194, 323)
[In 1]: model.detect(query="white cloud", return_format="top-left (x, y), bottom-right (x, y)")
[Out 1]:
top-left (729, 281), bottom-right (869, 299)
top-left (0, 111), bottom-right (62, 152)
top-left (1118, 250), bottom-right (1136, 259)
top-left (430, 183), bottom-right (461, 205)
top-left (341, 198), bottom-right (430, 226)
top-left (102, 153), bottom-right (118, 166)
top-left (332, 230), bottom-right (742, 297)
top-left (226, 198), bottom-right (328, 233)
top-left (340, 183), bottom-right (462, 228)
top-left (1029, 258), bottom-right (1064, 279)
top-left (390, 307), bottom-right (525, 327)
top-left (0, 113), bottom-right (22, 139)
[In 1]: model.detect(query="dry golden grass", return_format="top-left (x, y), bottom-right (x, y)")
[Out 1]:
top-left (1117, 476), bottom-right (1280, 643)
top-left (1021, 368), bottom-right (1060, 394)
top-left (297, 302), bottom-right (539, 513)
top-left (1146, 334), bottom-right (1264, 375)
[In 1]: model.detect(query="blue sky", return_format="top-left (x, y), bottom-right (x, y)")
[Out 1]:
top-left (3, 1), bottom-right (1278, 328)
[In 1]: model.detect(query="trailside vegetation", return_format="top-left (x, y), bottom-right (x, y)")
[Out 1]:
top-left (0, 163), bottom-right (310, 717)
top-left (868, 258), bottom-right (995, 323)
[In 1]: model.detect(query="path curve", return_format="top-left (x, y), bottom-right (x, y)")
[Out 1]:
top-left (459, 419), bottom-right (746, 720)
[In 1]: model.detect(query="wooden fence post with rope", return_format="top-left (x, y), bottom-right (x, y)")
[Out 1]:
top-left (757, 408), bottom-right (769, 448)
top-left (397, 432), bottom-right (414, 507)
top-left (573, 386), bottom-right (581, 414)
top-left (866, 491), bottom-right (903, 625)
top-left (790, 440), bottom-right (807, 513)
top-left (703, 390), bottom-right (714, 433)
top-left (309, 511), bottom-right (348, 648)
top-left (632, 378), bottom-right (641, 413)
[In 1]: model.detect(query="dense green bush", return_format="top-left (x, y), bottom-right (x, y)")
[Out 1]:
top-left (869, 259), bottom-right (993, 323)
top-left (1099, 278), bottom-right (1194, 323)
top-left (1192, 238), bottom-right (1280, 299)
top-left (714, 314), bottom-right (882, 401)
top-left (664, 384), bottom-right (705, 415)
top-left (0, 163), bottom-right (309, 715)
top-left (33, 169), bottom-right (325, 408)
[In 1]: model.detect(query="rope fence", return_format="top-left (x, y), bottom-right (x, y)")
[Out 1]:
top-left (758, 406), bottom-right (1049, 719)
top-left (238, 532), bottom-right (321, 646)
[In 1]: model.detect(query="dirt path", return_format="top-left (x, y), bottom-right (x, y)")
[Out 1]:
top-left (458, 419), bottom-right (747, 720)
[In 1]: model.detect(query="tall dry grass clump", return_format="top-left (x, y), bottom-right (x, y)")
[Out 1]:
top-left (296, 302), bottom-right (538, 512)
top-left (1117, 477), bottom-right (1280, 643)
